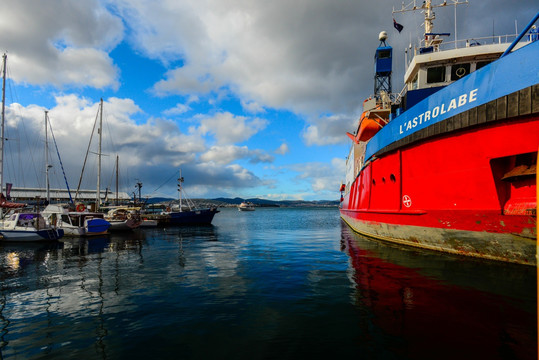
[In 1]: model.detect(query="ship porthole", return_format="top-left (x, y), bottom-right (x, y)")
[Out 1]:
top-left (382, 177), bottom-right (386, 183)
top-left (390, 174), bottom-right (396, 182)
top-left (372, 179), bottom-right (376, 185)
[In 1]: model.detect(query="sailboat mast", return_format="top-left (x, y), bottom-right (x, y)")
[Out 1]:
top-left (96, 98), bottom-right (103, 210)
top-left (116, 155), bottom-right (119, 205)
top-left (178, 170), bottom-right (184, 212)
top-left (45, 111), bottom-right (51, 203)
top-left (0, 53), bottom-right (6, 198)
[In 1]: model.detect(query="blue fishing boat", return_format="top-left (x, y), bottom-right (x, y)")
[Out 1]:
top-left (160, 171), bottom-right (219, 225)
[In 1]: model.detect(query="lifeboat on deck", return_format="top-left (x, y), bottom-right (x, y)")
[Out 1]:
top-left (347, 98), bottom-right (391, 144)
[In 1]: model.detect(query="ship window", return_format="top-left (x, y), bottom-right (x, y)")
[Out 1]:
top-left (390, 174), bottom-right (396, 182)
top-left (426, 66), bottom-right (446, 84)
top-left (451, 63), bottom-right (470, 80)
top-left (476, 61), bottom-right (491, 70)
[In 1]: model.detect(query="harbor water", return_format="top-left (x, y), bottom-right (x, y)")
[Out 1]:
top-left (0, 207), bottom-right (535, 359)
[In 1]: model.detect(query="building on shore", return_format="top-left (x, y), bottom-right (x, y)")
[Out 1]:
top-left (7, 187), bottom-right (131, 204)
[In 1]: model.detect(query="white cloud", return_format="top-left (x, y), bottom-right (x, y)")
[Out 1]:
top-left (200, 145), bottom-right (274, 165)
top-left (0, 0), bottom-right (123, 88)
top-left (163, 103), bottom-right (191, 116)
top-left (196, 112), bottom-right (268, 145)
top-left (302, 114), bottom-right (357, 146)
top-left (113, 0), bottom-right (375, 115)
top-left (274, 143), bottom-right (289, 155)
top-left (241, 99), bottom-right (265, 114)
top-left (290, 158), bottom-right (345, 193)
top-left (2, 94), bottom-right (270, 197)
top-left (302, 115), bottom-right (357, 145)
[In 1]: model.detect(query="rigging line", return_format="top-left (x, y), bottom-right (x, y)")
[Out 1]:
top-left (103, 110), bottom-right (132, 197)
top-left (48, 118), bottom-right (73, 204)
top-left (74, 104), bottom-right (100, 202)
top-left (152, 169), bottom-right (178, 194)
top-left (102, 107), bottom-right (117, 153)
top-left (100, 105), bottom-right (121, 197)
top-left (5, 70), bottom-right (40, 188)
top-left (106, 153), bottom-right (116, 197)
top-left (2, 67), bottom-right (19, 185)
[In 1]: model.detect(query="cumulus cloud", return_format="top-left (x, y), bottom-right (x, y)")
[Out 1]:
top-left (0, 0), bottom-right (122, 88)
top-left (302, 114), bottom-right (357, 146)
top-left (196, 112), bottom-right (268, 145)
top-left (291, 157), bottom-right (346, 193)
top-left (274, 143), bottom-right (289, 155)
top-left (163, 103), bottom-right (192, 116)
top-left (3, 95), bottom-right (265, 197)
top-left (113, 0), bottom-right (376, 115)
top-left (200, 145), bottom-right (274, 165)
top-left (241, 99), bottom-right (265, 114)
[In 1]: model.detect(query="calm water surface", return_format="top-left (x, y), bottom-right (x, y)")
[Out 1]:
top-left (0, 207), bottom-right (535, 359)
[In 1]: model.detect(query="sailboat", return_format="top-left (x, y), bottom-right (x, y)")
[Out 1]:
top-left (75, 99), bottom-right (141, 231)
top-left (40, 110), bottom-right (111, 237)
top-left (0, 53), bottom-right (64, 241)
top-left (160, 170), bottom-right (219, 225)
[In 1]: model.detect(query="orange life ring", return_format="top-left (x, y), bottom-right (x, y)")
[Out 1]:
top-left (76, 204), bottom-right (86, 212)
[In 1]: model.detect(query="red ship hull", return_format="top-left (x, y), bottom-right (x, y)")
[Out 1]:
top-left (341, 114), bottom-right (538, 265)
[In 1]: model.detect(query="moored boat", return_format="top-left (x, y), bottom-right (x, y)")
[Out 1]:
top-left (41, 204), bottom-right (110, 237)
top-left (0, 54), bottom-right (64, 242)
top-left (340, 3), bottom-right (538, 266)
top-left (238, 202), bottom-right (255, 211)
top-left (0, 210), bottom-right (64, 241)
top-left (159, 171), bottom-right (219, 225)
top-left (104, 206), bottom-right (142, 231)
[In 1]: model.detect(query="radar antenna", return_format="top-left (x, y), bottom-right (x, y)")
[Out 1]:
top-left (392, 0), bottom-right (468, 48)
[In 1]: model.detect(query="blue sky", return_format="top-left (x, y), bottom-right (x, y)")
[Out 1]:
top-left (0, 0), bottom-right (536, 201)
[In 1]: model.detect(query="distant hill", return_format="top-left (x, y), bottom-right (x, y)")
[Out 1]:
top-left (141, 197), bottom-right (174, 204)
top-left (158, 197), bottom-right (339, 208)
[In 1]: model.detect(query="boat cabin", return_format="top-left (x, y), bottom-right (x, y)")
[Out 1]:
top-left (400, 36), bottom-right (531, 111)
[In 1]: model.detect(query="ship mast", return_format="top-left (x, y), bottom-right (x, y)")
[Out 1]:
top-left (393, 0), bottom-right (468, 47)
top-left (45, 111), bottom-right (51, 203)
top-left (177, 170), bottom-right (184, 212)
top-left (96, 98), bottom-right (103, 210)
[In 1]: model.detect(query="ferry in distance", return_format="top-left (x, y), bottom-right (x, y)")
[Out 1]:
top-left (339, 1), bottom-right (538, 266)
top-left (238, 202), bottom-right (255, 211)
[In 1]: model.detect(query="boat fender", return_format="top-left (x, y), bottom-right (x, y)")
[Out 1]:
top-left (76, 204), bottom-right (86, 212)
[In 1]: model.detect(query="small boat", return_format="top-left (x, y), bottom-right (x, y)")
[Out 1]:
top-left (238, 202), bottom-right (255, 211)
top-left (0, 54), bottom-right (64, 242)
top-left (160, 171), bottom-right (219, 225)
top-left (0, 210), bottom-right (64, 242)
top-left (41, 204), bottom-right (110, 237)
top-left (104, 207), bottom-right (142, 231)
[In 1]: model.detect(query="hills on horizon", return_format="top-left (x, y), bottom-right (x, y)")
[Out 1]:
top-left (145, 196), bottom-right (339, 207)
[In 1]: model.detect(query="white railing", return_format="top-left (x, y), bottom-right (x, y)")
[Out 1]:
top-left (413, 33), bottom-right (532, 56)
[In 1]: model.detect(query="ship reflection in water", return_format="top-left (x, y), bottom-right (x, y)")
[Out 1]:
top-left (341, 224), bottom-right (536, 360)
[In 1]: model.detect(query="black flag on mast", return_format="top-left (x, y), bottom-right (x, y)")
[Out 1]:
top-left (393, 18), bottom-right (404, 33)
